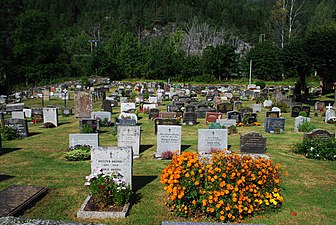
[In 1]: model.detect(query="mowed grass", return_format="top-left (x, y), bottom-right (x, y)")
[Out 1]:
top-left (1, 93), bottom-right (336, 225)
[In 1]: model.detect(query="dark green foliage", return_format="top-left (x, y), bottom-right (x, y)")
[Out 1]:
top-left (64, 145), bottom-right (91, 161)
top-left (80, 123), bottom-right (95, 133)
top-left (208, 122), bottom-right (222, 129)
top-left (0, 126), bottom-right (19, 141)
top-left (298, 111), bottom-right (307, 117)
top-left (272, 102), bottom-right (289, 113)
top-left (297, 121), bottom-right (316, 132)
top-left (255, 81), bottom-right (266, 89)
top-left (292, 137), bottom-right (336, 161)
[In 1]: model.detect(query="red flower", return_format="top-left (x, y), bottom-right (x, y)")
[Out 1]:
top-left (100, 185), bottom-right (105, 189)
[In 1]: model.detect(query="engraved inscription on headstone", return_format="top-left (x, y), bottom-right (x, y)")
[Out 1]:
top-left (69, 133), bottom-right (99, 148)
top-left (156, 125), bottom-right (181, 158)
top-left (118, 126), bottom-right (141, 158)
top-left (240, 132), bottom-right (266, 154)
top-left (198, 129), bottom-right (228, 154)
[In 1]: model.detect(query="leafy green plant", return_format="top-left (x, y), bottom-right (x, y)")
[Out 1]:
top-left (292, 137), bottom-right (336, 161)
top-left (299, 111), bottom-right (307, 117)
top-left (297, 121), bottom-right (316, 132)
top-left (272, 102), bottom-right (289, 113)
top-left (81, 123), bottom-right (95, 133)
top-left (208, 122), bottom-right (222, 129)
top-left (255, 81), bottom-right (266, 89)
top-left (98, 118), bottom-right (112, 127)
top-left (85, 169), bottom-right (132, 207)
top-left (64, 145), bottom-right (91, 161)
top-left (0, 126), bottom-right (19, 140)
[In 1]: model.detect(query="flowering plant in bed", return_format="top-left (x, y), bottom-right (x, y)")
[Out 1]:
top-left (85, 169), bottom-right (132, 209)
top-left (160, 151), bottom-right (285, 222)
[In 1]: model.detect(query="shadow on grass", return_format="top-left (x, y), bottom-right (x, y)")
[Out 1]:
top-left (0, 174), bottom-right (15, 182)
top-left (132, 175), bottom-right (157, 193)
top-left (137, 116), bottom-right (143, 120)
top-left (140, 144), bottom-right (154, 154)
top-left (136, 123), bottom-right (142, 126)
top-left (181, 145), bottom-right (191, 152)
top-left (0, 148), bottom-right (22, 156)
top-left (28, 132), bottom-right (40, 137)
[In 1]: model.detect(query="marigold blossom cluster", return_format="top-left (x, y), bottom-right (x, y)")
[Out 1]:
top-left (160, 151), bottom-right (284, 222)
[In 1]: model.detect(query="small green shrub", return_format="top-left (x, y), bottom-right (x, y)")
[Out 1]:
top-left (130, 92), bottom-right (137, 100)
top-left (208, 122), bottom-right (222, 129)
top-left (98, 118), bottom-right (112, 127)
top-left (0, 126), bottom-right (19, 140)
top-left (255, 81), bottom-right (266, 89)
top-left (299, 111), bottom-right (307, 117)
top-left (81, 123), bottom-right (95, 133)
top-left (298, 121), bottom-right (316, 132)
top-left (292, 137), bottom-right (336, 161)
top-left (64, 145), bottom-right (91, 161)
top-left (272, 102), bottom-right (289, 113)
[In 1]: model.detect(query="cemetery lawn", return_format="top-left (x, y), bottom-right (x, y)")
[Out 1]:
top-left (1, 95), bottom-right (336, 225)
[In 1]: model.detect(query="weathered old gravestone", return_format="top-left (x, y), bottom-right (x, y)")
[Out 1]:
top-left (156, 125), bottom-right (182, 158)
top-left (227, 111), bottom-right (242, 123)
top-left (205, 112), bottom-right (223, 124)
top-left (291, 105), bottom-right (302, 117)
top-left (294, 116), bottom-right (311, 132)
top-left (120, 102), bottom-right (136, 112)
top-left (43, 108), bottom-right (58, 127)
top-left (4, 119), bottom-right (29, 137)
top-left (79, 119), bottom-right (99, 133)
top-left (216, 119), bottom-right (237, 127)
top-left (264, 118), bottom-right (285, 133)
top-left (240, 107), bottom-right (253, 115)
top-left (91, 111), bottom-right (111, 122)
top-left (91, 146), bottom-right (133, 188)
top-left (183, 112), bottom-right (197, 125)
top-left (185, 105), bottom-right (196, 113)
top-left (11, 111), bottom-right (25, 119)
top-left (149, 108), bottom-right (160, 120)
top-left (102, 99), bottom-right (112, 112)
top-left (4, 103), bottom-right (24, 112)
top-left (325, 105), bottom-right (336, 123)
top-left (62, 108), bottom-right (72, 117)
top-left (263, 100), bottom-right (272, 108)
top-left (119, 112), bottom-right (137, 123)
top-left (42, 89), bottom-right (50, 101)
top-left (198, 129), bottom-right (228, 154)
top-left (240, 132), bottom-right (267, 154)
top-left (69, 133), bottom-right (99, 148)
top-left (74, 92), bottom-right (92, 118)
top-left (216, 102), bottom-right (233, 113)
top-left (314, 101), bottom-right (325, 113)
top-left (160, 112), bottom-right (177, 119)
top-left (303, 129), bottom-right (333, 139)
top-left (118, 126), bottom-right (141, 158)
top-left (252, 104), bottom-right (262, 113)
top-left (265, 111), bottom-right (280, 118)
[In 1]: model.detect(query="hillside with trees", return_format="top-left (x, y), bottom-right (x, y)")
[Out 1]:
top-left (1, 0), bottom-right (336, 94)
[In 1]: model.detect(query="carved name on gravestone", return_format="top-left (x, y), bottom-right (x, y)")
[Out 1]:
top-left (198, 129), bottom-right (228, 154)
top-left (4, 119), bottom-right (28, 137)
top-left (216, 119), bottom-right (237, 127)
top-left (102, 99), bottom-right (112, 112)
top-left (43, 108), bottom-right (58, 126)
top-left (205, 112), bottom-right (223, 124)
top-left (252, 104), bottom-right (262, 113)
top-left (11, 111), bottom-right (25, 119)
top-left (303, 129), bottom-right (333, 139)
top-left (91, 146), bottom-right (133, 188)
top-left (118, 126), bottom-right (141, 158)
top-left (74, 92), bottom-right (92, 118)
top-left (154, 118), bottom-right (179, 134)
top-left (264, 118), bottom-right (285, 133)
top-left (149, 108), bottom-right (160, 120)
top-left (183, 112), bottom-right (197, 125)
top-left (265, 111), bottom-right (280, 118)
top-left (240, 132), bottom-right (266, 154)
top-left (91, 111), bottom-right (111, 122)
top-left (294, 116), bottom-right (310, 132)
top-left (62, 108), bottom-right (72, 116)
top-left (156, 125), bottom-right (181, 158)
top-left (120, 103), bottom-right (136, 113)
top-left (227, 111), bottom-right (242, 123)
top-left (69, 133), bottom-right (99, 148)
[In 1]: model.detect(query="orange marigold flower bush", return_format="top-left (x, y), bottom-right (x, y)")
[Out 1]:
top-left (160, 151), bottom-right (284, 222)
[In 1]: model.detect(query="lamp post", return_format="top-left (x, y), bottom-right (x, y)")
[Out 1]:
top-left (63, 89), bottom-right (68, 108)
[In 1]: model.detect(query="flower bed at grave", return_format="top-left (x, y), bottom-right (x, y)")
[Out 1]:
top-left (236, 121), bottom-right (261, 127)
top-left (160, 151), bottom-right (284, 222)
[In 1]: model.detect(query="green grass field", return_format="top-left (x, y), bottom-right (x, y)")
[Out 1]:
top-left (0, 91), bottom-right (335, 225)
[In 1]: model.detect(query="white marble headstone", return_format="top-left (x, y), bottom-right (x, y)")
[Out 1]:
top-left (118, 126), bottom-right (141, 158)
top-left (198, 129), bottom-right (228, 154)
top-left (156, 125), bottom-right (181, 158)
top-left (43, 108), bottom-right (58, 126)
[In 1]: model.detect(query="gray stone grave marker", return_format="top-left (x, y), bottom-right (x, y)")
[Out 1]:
top-left (252, 103), bottom-right (262, 113)
top-left (43, 108), bottom-right (58, 126)
top-left (69, 133), bottom-right (99, 148)
top-left (118, 126), bottom-right (141, 158)
top-left (156, 125), bottom-right (181, 158)
top-left (198, 129), bottom-right (228, 154)
top-left (74, 92), bottom-right (92, 118)
top-left (11, 111), bottom-right (25, 119)
top-left (91, 111), bottom-right (111, 122)
top-left (4, 119), bottom-right (28, 137)
top-left (264, 117), bottom-right (285, 133)
top-left (240, 132), bottom-right (266, 154)
top-left (303, 129), bottom-right (333, 139)
top-left (294, 116), bottom-right (310, 132)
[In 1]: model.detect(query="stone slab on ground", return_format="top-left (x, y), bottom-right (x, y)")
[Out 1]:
top-left (0, 185), bottom-right (48, 217)
top-left (0, 216), bottom-right (106, 225)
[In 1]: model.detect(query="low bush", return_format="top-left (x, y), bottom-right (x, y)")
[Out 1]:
top-left (292, 137), bottom-right (336, 161)
top-left (81, 123), bottom-right (96, 133)
top-left (98, 118), bottom-right (112, 127)
top-left (255, 81), bottom-right (266, 90)
top-left (0, 126), bottom-right (19, 140)
top-left (64, 145), bottom-right (91, 161)
top-left (161, 151), bottom-right (284, 222)
top-left (298, 111), bottom-right (307, 117)
top-left (297, 121), bottom-right (316, 132)
top-left (272, 102), bottom-right (289, 113)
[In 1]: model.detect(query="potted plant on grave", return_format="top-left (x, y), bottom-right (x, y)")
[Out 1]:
top-left (77, 168), bottom-right (132, 218)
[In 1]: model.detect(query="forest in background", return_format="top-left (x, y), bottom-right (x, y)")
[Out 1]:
top-left (0, 0), bottom-right (336, 95)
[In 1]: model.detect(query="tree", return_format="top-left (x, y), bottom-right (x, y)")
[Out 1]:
top-left (246, 41), bottom-right (282, 81)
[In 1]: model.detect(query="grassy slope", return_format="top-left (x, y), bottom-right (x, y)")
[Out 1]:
top-left (0, 91), bottom-right (335, 225)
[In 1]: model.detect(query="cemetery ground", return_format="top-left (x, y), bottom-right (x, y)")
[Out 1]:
top-left (0, 92), bottom-right (336, 225)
